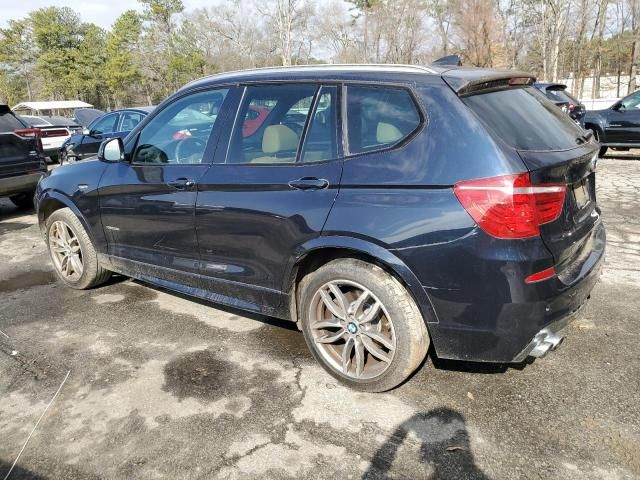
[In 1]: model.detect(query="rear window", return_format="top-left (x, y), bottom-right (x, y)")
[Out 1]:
top-left (463, 87), bottom-right (583, 151)
top-left (545, 88), bottom-right (579, 105)
top-left (0, 111), bottom-right (27, 132)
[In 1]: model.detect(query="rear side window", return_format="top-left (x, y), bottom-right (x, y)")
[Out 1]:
top-left (545, 88), bottom-right (579, 105)
top-left (227, 84), bottom-right (317, 164)
top-left (0, 112), bottom-right (26, 132)
top-left (463, 87), bottom-right (583, 151)
top-left (346, 85), bottom-right (421, 155)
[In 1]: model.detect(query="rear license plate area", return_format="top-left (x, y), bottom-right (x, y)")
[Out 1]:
top-left (572, 178), bottom-right (591, 209)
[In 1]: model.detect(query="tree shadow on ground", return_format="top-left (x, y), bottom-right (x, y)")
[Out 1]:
top-left (363, 407), bottom-right (489, 480)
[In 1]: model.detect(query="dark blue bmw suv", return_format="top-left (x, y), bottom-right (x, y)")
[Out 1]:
top-left (35, 65), bottom-right (605, 391)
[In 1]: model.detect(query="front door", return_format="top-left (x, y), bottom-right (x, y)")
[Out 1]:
top-left (604, 91), bottom-right (640, 144)
top-left (98, 88), bottom-right (231, 275)
top-left (78, 112), bottom-right (120, 159)
top-left (195, 83), bottom-right (342, 311)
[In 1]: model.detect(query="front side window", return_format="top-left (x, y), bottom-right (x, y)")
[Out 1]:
top-left (91, 114), bottom-right (119, 135)
top-left (620, 91), bottom-right (640, 110)
top-left (120, 111), bottom-right (145, 131)
top-left (131, 89), bottom-right (228, 164)
top-left (228, 84), bottom-right (317, 164)
top-left (346, 85), bottom-right (421, 155)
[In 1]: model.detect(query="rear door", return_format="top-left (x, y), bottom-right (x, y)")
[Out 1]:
top-left (462, 86), bottom-right (602, 276)
top-left (195, 83), bottom-right (342, 300)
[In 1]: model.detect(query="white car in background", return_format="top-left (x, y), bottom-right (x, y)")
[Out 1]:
top-left (18, 115), bottom-right (82, 163)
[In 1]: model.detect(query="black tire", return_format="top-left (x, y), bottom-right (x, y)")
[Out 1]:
top-left (299, 258), bottom-right (430, 392)
top-left (9, 191), bottom-right (35, 210)
top-left (45, 207), bottom-right (111, 289)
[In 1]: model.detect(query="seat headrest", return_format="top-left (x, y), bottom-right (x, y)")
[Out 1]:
top-left (376, 122), bottom-right (403, 144)
top-left (262, 125), bottom-right (299, 153)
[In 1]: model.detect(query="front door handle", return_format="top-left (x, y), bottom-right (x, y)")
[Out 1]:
top-left (288, 177), bottom-right (329, 191)
top-left (167, 178), bottom-right (195, 190)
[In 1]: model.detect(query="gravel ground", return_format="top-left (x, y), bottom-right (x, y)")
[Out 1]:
top-left (0, 157), bottom-right (639, 480)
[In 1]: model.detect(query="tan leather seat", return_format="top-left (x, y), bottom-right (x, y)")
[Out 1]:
top-left (251, 125), bottom-right (299, 163)
top-left (376, 122), bottom-right (403, 144)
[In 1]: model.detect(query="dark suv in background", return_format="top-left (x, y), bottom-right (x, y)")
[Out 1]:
top-left (534, 82), bottom-right (586, 126)
top-left (584, 89), bottom-right (640, 156)
top-left (0, 104), bottom-right (48, 209)
top-left (59, 107), bottom-right (154, 164)
top-left (36, 65), bottom-right (605, 391)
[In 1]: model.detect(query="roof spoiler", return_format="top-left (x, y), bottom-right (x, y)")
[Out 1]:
top-left (431, 54), bottom-right (463, 67)
top-left (442, 70), bottom-right (536, 96)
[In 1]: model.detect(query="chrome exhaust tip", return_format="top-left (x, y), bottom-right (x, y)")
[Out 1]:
top-left (528, 331), bottom-right (565, 358)
top-left (529, 341), bottom-right (552, 358)
top-left (545, 333), bottom-right (564, 351)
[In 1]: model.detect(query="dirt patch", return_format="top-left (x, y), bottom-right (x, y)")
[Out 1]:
top-left (0, 221), bottom-right (32, 234)
top-left (163, 349), bottom-right (280, 402)
top-left (0, 270), bottom-right (56, 293)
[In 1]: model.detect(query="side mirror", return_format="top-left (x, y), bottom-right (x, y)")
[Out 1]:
top-left (613, 103), bottom-right (626, 112)
top-left (98, 137), bottom-right (125, 162)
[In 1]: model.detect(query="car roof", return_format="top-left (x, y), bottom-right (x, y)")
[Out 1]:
top-left (181, 64), bottom-right (441, 91)
top-left (180, 64), bottom-right (537, 96)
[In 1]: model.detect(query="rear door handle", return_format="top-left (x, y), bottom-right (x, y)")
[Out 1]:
top-left (167, 178), bottom-right (195, 190)
top-left (288, 177), bottom-right (329, 191)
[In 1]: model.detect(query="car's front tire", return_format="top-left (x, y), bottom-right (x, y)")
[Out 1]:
top-left (45, 208), bottom-right (111, 289)
top-left (299, 258), bottom-right (430, 392)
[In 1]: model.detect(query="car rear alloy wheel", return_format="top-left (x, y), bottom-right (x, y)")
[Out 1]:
top-left (49, 220), bottom-right (84, 282)
top-left (309, 280), bottom-right (396, 380)
top-left (299, 258), bottom-right (430, 392)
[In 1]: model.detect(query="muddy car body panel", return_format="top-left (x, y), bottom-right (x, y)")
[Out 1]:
top-left (36, 65), bottom-right (605, 368)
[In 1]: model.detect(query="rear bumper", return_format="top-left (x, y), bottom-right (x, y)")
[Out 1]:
top-left (0, 172), bottom-right (45, 197)
top-left (421, 222), bottom-right (605, 363)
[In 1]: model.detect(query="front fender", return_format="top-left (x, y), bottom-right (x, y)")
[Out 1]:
top-left (36, 161), bottom-right (108, 253)
top-left (37, 190), bottom-right (94, 241)
top-left (287, 235), bottom-right (439, 324)
top-left (583, 113), bottom-right (607, 140)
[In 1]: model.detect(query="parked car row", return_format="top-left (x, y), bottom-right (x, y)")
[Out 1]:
top-left (0, 104), bottom-right (48, 209)
top-left (34, 64), bottom-right (606, 391)
top-left (60, 107), bottom-right (154, 164)
top-left (533, 82), bottom-right (586, 125)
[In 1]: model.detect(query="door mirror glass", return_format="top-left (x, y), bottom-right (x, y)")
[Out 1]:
top-left (99, 137), bottom-right (125, 162)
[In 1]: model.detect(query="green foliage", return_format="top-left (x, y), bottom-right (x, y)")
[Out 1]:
top-left (105, 11), bottom-right (142, 106)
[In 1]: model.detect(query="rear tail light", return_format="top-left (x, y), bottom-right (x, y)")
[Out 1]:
top-left (14, 128), bottom-right (40, 138)
top-left (15, 128), bottom-right (43, 153)
top-left (454, 173), bottom-right (566, 239)
top-left (41, 128), bottom-right (70, 138)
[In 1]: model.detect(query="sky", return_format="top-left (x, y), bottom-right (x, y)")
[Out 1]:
top-left (0, 0), bottom-right (218, 29)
